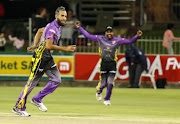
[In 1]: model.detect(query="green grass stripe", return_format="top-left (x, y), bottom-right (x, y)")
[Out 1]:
top-left (0, 87), bottom-right (180, 123)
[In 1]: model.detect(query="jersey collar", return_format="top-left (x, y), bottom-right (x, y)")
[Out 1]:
top-left (54, 19), bottom-right (60, 28)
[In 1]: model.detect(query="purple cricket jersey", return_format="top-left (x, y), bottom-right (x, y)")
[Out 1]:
top-left (39, 19), bottom-right (61, 58)
top-left (78, 26), bottom-right (139, 62)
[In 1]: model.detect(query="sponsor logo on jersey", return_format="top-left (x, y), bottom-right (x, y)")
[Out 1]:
top-left (138, 51), bottom-right (142, 55)
top-left (112, 40), bottom-right (116, 44)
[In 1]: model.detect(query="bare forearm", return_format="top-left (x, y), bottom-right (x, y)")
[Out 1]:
top-left (33, 36), bottom-right (40, 47)
top-left (46, 45), bottom-right (67, 51)
top-left (33, 28), bottom-right (44, 46)
top-left (46, 39), bottom-right (76, 52)
top-left (172, 37), bottom-right (180, 40)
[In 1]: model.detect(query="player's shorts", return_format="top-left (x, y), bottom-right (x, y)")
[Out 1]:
top-left (32, 53), bottom-right (56, 72)
top-left (100, 60), bottom-right (116, 72)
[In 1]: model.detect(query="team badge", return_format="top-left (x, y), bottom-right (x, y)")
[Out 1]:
top-left (138, 51), bottom-right (142, 55)
top-left (112, 40), bottom-right (116, 44)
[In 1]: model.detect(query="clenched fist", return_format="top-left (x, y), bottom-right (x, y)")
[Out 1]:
top-left (65, 45), bottom-right (76, 52)
top-left (137, 30), bottom-right (143, 37)
top-left (27, 45), bottom-right (36, 52)
top-left (74, 21), bottom-right (81, 28)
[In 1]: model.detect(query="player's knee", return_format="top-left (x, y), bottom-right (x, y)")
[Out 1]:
top-left (100, 82), bottom-right (107, 87)
top-left (56, 78), bottom-right (61, 84)
top-left (108, 82), bottom-right (114, 87)
top-left (51, 77), bottom-right (61, 85)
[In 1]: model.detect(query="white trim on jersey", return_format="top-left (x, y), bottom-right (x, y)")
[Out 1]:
top-left (101, 71), bottom-right (116, 73)
top-left (49, 29), bottom-right (56, 34)
top-left (51, 63), bottom-right (57, 68)
top-left (109, 71), bottom-right (116, 73)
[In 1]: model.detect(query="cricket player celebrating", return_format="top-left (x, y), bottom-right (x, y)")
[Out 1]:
top-left (12, 6), bottom-right (76, 116)
top-left (75, 21), bottom-right (142, 105)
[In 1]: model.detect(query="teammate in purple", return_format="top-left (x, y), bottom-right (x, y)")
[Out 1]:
top-left (75, 21), bottom-right (143, 106)
top-left (12, 6), bottom-right (76, 116)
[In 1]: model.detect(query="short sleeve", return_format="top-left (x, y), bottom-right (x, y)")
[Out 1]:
top-left (45, 27), bottom-right (56, 40)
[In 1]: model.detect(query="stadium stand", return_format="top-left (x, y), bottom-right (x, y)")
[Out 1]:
top-left (78, 0), bottom-right (136, 28)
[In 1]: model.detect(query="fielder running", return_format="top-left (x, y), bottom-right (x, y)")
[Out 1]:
top-left (75, 21), bottom-right (142, 105)
top-left (12, 6), bottom-right (76, 116)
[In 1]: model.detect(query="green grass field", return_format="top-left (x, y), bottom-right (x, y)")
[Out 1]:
top-left (0, 86), bottom-right (180, 124)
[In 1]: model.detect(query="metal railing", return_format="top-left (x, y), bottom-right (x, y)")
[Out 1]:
top-left (60, 36), bottom-right (180, 55)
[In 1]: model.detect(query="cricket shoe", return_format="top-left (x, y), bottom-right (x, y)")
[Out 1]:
top-left (96, 83), bottom-right (100, 92)
top-left (103, 100), bottom-right (111, 106)
top-left (96, 93), bottom-right (102, 101)
top-left (12, 107), bottom-right (31, 117)
top-left (30, 99), bottom-right (47, 112)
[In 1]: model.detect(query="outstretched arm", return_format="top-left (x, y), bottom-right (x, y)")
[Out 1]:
top-left (119, 30), bottom-right (143, 45)
top-left (75, 21), bottom-right (100, 42)
top-left (8, 35), bottom-right (16, 41)
top-left (169, 30), bottom-right (180, 40)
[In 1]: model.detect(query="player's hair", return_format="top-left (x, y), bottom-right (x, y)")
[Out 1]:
top-left (55, 6), bottom-right (66, 15)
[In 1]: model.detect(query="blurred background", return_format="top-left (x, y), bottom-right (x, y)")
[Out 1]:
top-left (0, 0), bottom-right (180, 53)
top-left (0, 0), bottom-right (180, 88)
